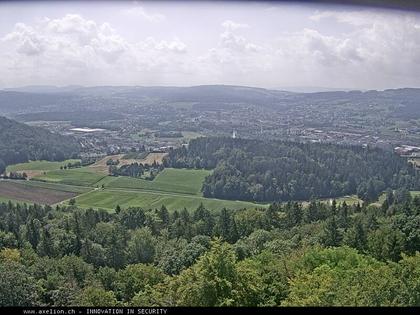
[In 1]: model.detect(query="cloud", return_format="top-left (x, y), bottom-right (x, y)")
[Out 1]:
top-left (217, 20), bottom-right (258, 52)
top-left (0, 14), bottom-right (188, 86)
top-left (310, 10), bottom-right (374, 26)
top-left (196, 10), bottom-right (420, 89)
top-left (121, 5), bottom-right (165, 22)
top-left (219, 31), bottom-right (259, 52)
top-left (205, 19), bottom-right (261, 56)
top-left (196, 20), bottom-right (267, 84)
top-left (2, 23), bottom-right (47, 56)
top-left (270, 10), bottom-right (420, 87)
top-left (1, 8), bottom-right (420, 89)
top-left (140, 37), bottom-right (187, 53)
top-left (276, 28), bottom-right (363, 67)
top-left (221, 20), bottom-right (249, 31)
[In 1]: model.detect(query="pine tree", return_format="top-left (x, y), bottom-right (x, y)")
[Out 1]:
top-left (37, 227), bottom-right (54, 257)
top-left (322, 216), bottom-right (341, 247)
top-left (158, 205), bottom-right (170, 228)
top-left (265, 203), bottom-right (280, 228)
top-left (331, 199), bottom-right (337, 216)
top-left (305, 199), bottom-right (319, 223)
top-left (338, 201), bottom-right (349, 230)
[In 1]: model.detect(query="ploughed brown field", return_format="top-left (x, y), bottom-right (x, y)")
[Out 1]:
top-left (0, 181), bottom-right (77, 205)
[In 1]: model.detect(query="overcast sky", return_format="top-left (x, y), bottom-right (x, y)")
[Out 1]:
top-left (1, 1), bottom-right (420, 90)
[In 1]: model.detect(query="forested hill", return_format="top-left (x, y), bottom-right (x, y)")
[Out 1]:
top-left (164, 137), bottom-right (420, 202)
top-left (0, 116), bottom-right (80, 171)
top-left (1, 188), bottom-right (420, 306)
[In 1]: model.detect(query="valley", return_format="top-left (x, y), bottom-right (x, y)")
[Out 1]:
top-left (2, 0), bottom-right (420, 308)
top-left (0, 158), bottom-right (264, 211)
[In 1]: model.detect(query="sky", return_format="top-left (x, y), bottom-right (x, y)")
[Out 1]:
top-left (1, 1), bottom-right (420, 90)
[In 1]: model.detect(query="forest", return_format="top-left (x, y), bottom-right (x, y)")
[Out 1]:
top-left (0, 187), bottom-right (419, 306)
top-left (164, 137), bottom-right (420, 202)
top-left (0, 116), bottom-right (80, 173)
top-left (108, 162), bottom-right (163, 179)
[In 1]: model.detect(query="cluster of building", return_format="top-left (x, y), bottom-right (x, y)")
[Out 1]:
top-left (394, 145), bottom-right (420, 157)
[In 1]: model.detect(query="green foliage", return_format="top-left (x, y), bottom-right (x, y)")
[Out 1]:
top-left (165, 137), bottom-right (420, 202)
top-left (394, 253), bottom-right (420, 305)
top-left (367, 225), bottom-right (405, 261)
top-left (283, 247), bottom-right (401, 306)
top-left (114, 264), bottom-right (165, 302)
top-left (76, 287), bottom-right (118, 307)
top-left (155, 235), bottom-right (211, 276)
top-left (322, 216), bottom-right (342, 247)
top-left (156, 239), bottom-right (261, 306)
top-left (0, 159), bottom-right (5, 174)
top-left (109, 162), bottom-right (145, 178)
top-left (0, 190), bottom-right (420, 306)
top-left (0, 261), bottom-right (39, 306)
top-left (0, 230), bottom-right (17, 248)
top-left (0, 116), bottom-right (80, 167)
top-left (127, 228), bottom-right (156, 264)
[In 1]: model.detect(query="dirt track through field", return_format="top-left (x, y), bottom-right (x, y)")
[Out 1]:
top-left (0, 181), bottom-right (78, 205)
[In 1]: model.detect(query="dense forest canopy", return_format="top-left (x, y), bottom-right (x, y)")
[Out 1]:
top-left (0, 187), bottom-right (419, 306)
top-left (164, 137), bottom-right (420, 202)
top-left (0, 116), bottom-right (80, 171)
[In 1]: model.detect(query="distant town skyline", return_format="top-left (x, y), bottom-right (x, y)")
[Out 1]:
top-left (1, 1), bottom-right (420, 90)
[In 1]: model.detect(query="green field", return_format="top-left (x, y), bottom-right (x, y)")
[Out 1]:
top-left (34, 168), bottom-right (106, 186)
top-left (121, 151), bottom-right (148, 160)
top-left (70, 188), bottom-right (265, 212)
top-left (7, 160), bottom-right (364, 212)
top-left (23, 180), bottom-right (92, 193)
top-left (6, 159), bottom-right (81, 172)
top-left (1, 161), bottom-right (365, 212)
top-left (97, 168), bottom-right (211, 195)
top-left (16, 165), bottom-right (262, 211)
top-left (1, 160), bottom-right (366, 212)
top-left (411, 191), bottom-right (420, 197)
top-left (155, 168), bottom-right (210, 192)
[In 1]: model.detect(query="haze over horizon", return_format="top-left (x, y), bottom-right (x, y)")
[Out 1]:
top-left (3, 84), bottom-right (419, 94)
top-left (1, 1), bottom-right (420, 90)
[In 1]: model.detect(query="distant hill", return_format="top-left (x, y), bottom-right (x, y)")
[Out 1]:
top-left (0, 91), bottom-right (75, 115)
top-left (0, 85), bottom-right (296, 115)
top-left (275, 86), bottom-right (358, 93)
top-left (14, 111), bottom-right (125, 123)
top-left (3, 85), bottom-right (84, 94)
top-left (1, 85), bottom-right (420, 118)
top-left (0, 116), bottom-right (80, 168)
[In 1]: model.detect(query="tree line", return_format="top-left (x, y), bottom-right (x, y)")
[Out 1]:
top-left (164, 137), bottom-right (420, 202)
top-left (0, 116), bottom-right (80, 174)
top-left (109, 162), bottom-right (163, 180)
top-left (0, 187), bottom-right (420, 306)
